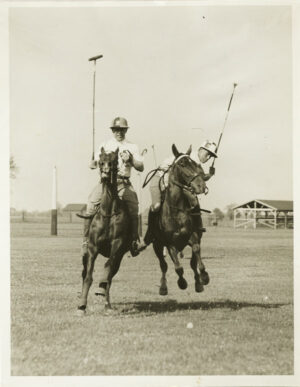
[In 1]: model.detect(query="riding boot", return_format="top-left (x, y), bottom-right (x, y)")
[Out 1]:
top-left (82, 217), bottom-right (92, 256)
top-left (130, 215), bottom-right (145, 257)
top-left (143, 209), bottom-right (157, 246)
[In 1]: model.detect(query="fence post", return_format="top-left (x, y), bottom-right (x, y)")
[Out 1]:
top-left (51, 166), bottom-right (57, 235)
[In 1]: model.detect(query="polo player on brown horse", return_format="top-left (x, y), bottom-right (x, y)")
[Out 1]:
top-left (77, 117), bottom-right (145, 313)
top-left (141, 144), bottom-right (212, 295)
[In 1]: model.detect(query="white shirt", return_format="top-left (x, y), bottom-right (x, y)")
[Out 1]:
top-left (97, 138), bottom-right (143, 177)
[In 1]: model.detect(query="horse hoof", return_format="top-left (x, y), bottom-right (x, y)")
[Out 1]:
top-left (201, 270), bottom-right (210, 285)
top-left (195, 282), bottom-right (204, 293)
top-left (95, 288), bottom-right (106, 297)
top-left (76, 308), bottom-right (86, 316)
top-left (159, 286), bottom-right (168, 296)
top-left (177, 277), bottom-right (188, 290)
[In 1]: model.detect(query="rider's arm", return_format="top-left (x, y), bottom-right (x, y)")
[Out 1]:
top-left (203, 166), bottom-right (215, 181)
top-left (130, 144), bottom-right (144, 172)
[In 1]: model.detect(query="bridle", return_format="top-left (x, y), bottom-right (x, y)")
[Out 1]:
top-left (170, 154), bottom-right (209, 195)
top-left (100, 157), bottom-right (118, 185)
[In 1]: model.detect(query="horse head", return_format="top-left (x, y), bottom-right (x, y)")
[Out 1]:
top-left (171, 144), bottom-right (207, 195)
top-left (99, 147), bottom-right (119, 184)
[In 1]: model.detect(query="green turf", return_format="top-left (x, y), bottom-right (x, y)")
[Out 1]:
top-left (10, 223), bottom-right (293, 375)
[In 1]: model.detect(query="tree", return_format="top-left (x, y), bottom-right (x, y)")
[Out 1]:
top-left (212, 208), bottom-right (225, 221)
top-left (225, 203), bottom-right (237, 220)
top-left (10, 156), bottom-right (19, 179)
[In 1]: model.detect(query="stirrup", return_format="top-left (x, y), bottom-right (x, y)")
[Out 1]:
top-left (130, 240), bottom-right (141, 257)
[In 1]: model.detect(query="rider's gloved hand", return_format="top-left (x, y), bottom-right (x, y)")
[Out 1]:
top-left (120, 150), bottom-right (133, 164)
top-left (209, 166), bottom-right (215, 176)
top-left (89, 160), bottom-right (98, 169)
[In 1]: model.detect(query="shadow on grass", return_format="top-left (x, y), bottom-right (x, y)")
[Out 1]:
top-left (119, 299), bottom-right (291, 315)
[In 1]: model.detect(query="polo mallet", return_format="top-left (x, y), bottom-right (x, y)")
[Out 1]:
top-left (151, 144), bottom-right (157, 167)
top-left (138, 148), bottom-right (148, 213)
top-left (88, 54), bottom-right (103, 160)
top-left (138, 148), bottom-right (148, 236)
top-left (212, 82), bottom-right (238, 167)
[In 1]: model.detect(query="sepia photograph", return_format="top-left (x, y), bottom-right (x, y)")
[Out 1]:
top-left (2, 1), bottom-right (299, 386)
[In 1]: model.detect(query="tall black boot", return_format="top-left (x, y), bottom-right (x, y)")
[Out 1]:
top-left (130, 215), bottom-right (145, 257)
top-left (143, 210), bottom-right (157, 245)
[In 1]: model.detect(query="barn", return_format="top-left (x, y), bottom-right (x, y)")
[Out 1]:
top-left (63, 203), bottom-right (87, 222)
top-left (233, 199), bottom-right (293, 229)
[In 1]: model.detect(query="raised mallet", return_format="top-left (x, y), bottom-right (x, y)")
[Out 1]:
top-left (88, 54), bottom-right (103, 160)
top-left (212, 83), bottom-right (238, 167)
top-left (151, 144), bottom-right (158, 167)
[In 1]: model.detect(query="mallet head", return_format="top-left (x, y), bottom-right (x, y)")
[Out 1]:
top-left (88, 54), bottom-right (103, 62)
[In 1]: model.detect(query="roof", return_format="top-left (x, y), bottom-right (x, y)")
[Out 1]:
top-left (234, 199), bottom-right (293, 211)
top-left (63, 203), bottom-right (87, 211)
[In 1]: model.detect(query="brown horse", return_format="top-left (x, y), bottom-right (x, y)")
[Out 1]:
top-left (77, 148), bottom-right (131, 314)
top-left (148, 144), bottom-right (210, 295)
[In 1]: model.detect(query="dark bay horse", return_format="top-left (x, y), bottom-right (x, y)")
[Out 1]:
top-left (78, 148), bottom-right (131, 314)
top-left (149, 144), bottom-right (210, 295)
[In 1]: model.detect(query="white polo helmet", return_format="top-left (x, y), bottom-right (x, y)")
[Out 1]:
top-left (199, 141), bottom-right (218, 158)
top-left (110, 117), bottom-right (129, 129)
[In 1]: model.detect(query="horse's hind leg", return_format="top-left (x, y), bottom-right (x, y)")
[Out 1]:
top-left (167, 245), bottom-right (188, 290)
top-left (78, 243), bottom-right (98, 313)
top-left (153, 241), bottom-right (168, 295)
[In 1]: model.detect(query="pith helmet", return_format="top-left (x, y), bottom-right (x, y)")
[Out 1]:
top-left (110, 117), bottom-right (129, 129)
top-left (200, 141), bottom-right (218, 158)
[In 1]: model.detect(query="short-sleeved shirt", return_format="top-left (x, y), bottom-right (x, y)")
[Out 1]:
top-left (97, 138), bottom-right (143, 178)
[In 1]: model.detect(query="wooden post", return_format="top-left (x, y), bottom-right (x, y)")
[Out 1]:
top-left (51, 166), bottom-right (57, 235)
top-left (284, 212), bottom-right (287, 229)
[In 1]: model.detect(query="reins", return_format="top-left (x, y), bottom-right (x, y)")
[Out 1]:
top-left (142, 167), bottom-right (164, 188)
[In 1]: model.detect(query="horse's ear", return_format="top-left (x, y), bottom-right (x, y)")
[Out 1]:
top-left (172, 144), bottom-right (180, 158)
top-left (186, 145), bottom-right (192, 155)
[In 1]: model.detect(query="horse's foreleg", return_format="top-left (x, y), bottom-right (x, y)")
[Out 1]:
top-left (104, 253), bottom-right (124, 310)
top-left (167, 245), bottom-right (188, 290)
top-left (190, 240), bottom-right (203, 293)
top-left (100, 238), bottom-right (124, 310)
top-left (82, 253), bottom-right (88, 281)
top-left (153, 241), bottom-right (168, 295)
top-left (190, 232), bottom-right (209, 292)
top-left (78, 243), bottom-right (98, 313)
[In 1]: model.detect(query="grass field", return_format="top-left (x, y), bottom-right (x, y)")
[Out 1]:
top-left (10, 222), bottom-right (293, 375)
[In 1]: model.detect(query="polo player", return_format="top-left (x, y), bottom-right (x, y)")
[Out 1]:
top-left (81, 117), bottom-right (145, 257)
top-left (139, 141), bottom-right (217, 250)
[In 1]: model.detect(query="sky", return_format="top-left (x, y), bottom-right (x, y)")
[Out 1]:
top-left (8, 4), bottom-right (293, 212)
